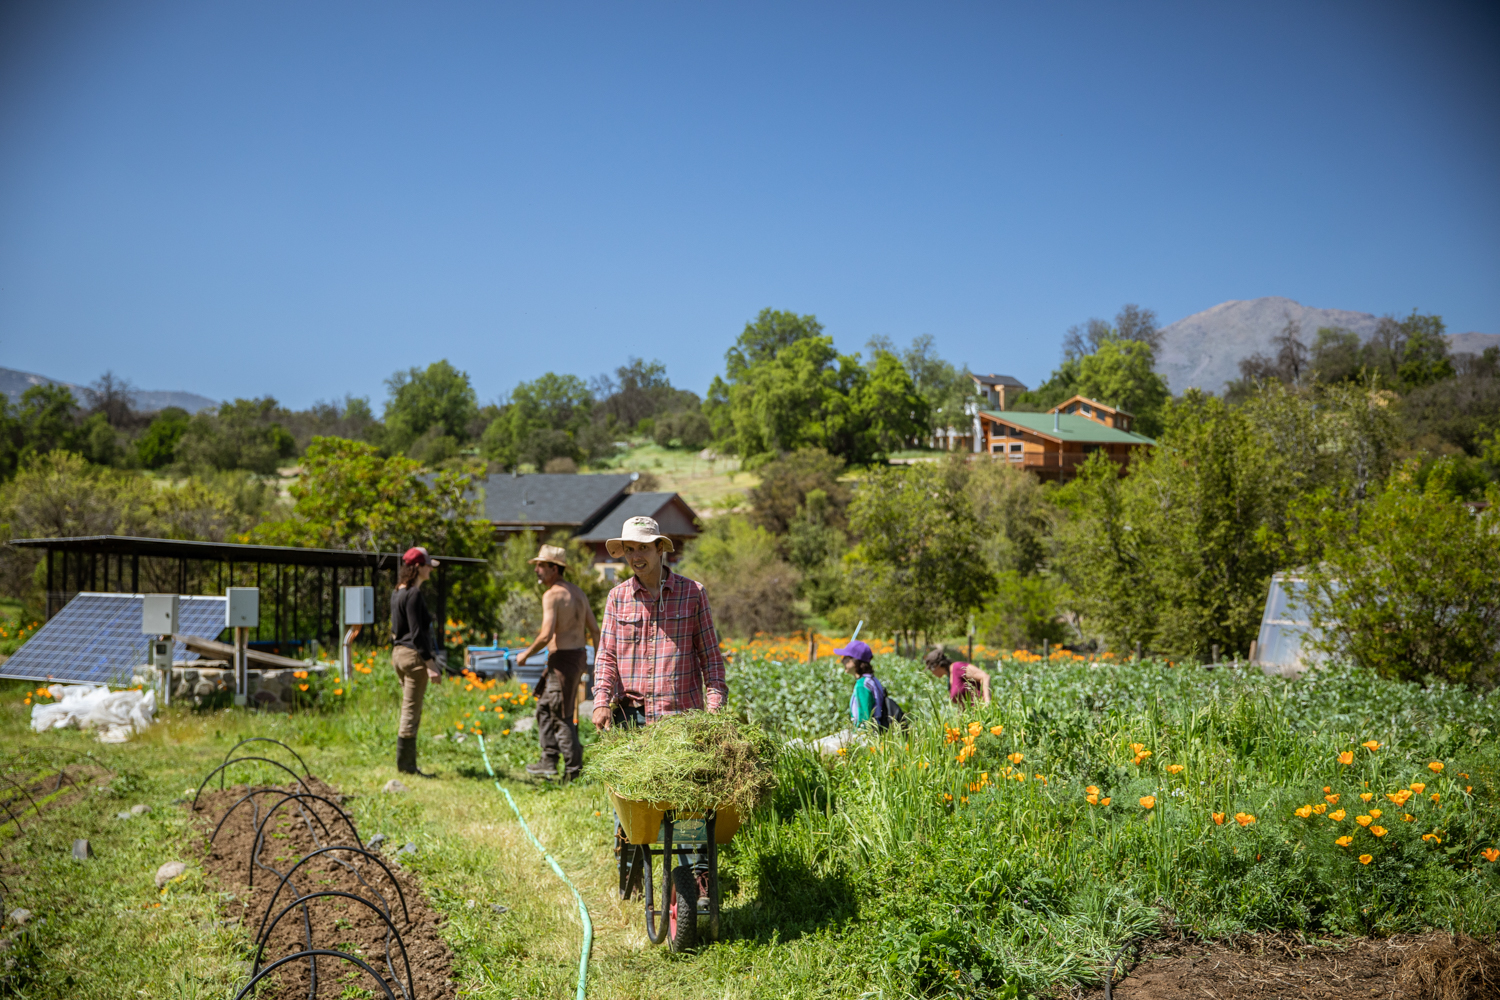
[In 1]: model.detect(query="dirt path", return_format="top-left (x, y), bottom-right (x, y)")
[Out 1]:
top-left (1080, 932), bottom-right (1500, 999)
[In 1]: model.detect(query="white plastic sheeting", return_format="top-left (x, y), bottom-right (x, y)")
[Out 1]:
top-left (1254, 573), bottom-right (1323, 676)
top-left (29, 684), bottom-right (157, 743)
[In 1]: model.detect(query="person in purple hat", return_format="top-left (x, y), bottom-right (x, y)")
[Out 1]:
top-left (836, 639), bottom-right (900, 730)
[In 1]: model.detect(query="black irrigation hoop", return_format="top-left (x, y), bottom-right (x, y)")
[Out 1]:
top-left (248, 793), bottom-right (362, 888)
top-left (253, 891), bottom-right (414, 1000)
top-left (192, 757), bottom-right (310, 811)
top-left (221, 738), bottom-right (312, 783)
top-left (232, 949), bottom-right (399, 1000)
top-left (255, 845), bottom-right (411, 942)
top-left (208, 786), bottom-right (331, 848)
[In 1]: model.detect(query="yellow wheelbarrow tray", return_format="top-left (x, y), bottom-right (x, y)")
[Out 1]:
top-left (607, 786), bottom-right (745, 951)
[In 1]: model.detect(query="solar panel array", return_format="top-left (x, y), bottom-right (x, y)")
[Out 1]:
top-left (0, 593), bottom-right (228, 686)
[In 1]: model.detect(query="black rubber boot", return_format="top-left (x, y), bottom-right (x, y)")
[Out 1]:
top-left (397, 737), bottom-right (435, 777)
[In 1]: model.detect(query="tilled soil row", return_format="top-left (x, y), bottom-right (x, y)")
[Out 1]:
top-left (191, 779), bottom-right (455, 1000)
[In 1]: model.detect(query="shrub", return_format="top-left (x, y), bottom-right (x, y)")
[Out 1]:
top-left (1288, 463), bottom-right (1500, 687)
top-left (678, 515), bottom-right (801, 638)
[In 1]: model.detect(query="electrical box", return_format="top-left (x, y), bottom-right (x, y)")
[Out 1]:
top-left (342, 586), bottom-right (374, 625)
top-left (142, 594), bottom-right (179, 636)
top-left (149, 639), bottom-right (172, 668)
top-left (225, 587), bottom-right (260, 629)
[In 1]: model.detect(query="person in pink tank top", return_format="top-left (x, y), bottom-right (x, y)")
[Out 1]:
top-left (924, 646), bottom-right (991, 706)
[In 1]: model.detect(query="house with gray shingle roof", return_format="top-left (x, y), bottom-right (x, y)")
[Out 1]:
top-left (474, 473), bottom-right (700, 576)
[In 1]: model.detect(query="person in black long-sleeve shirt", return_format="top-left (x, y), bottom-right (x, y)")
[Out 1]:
top-left (391, 546), bottom-right (442, 776)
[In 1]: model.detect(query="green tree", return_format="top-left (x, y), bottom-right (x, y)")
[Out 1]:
top-left (747, 448), bottom-right (850, 535)
top-left (1070, 339), bottom-right (1170, 437)
top-left (976, 571), bottom-right (1071, 652)
top-left (962, 458), bottom-right (1054, 576)
top-left (1287, 464), bottom-right (1500, 687)
top-left (383, 360), bottom-right (479, 454)
top-left (712, 331), bottom-right (926, 465)
top-left (174, 398), bottom-right (297, 474)
top-left (255, 436), bottom-right (498, 639)
top-left (677, 514), bottom-right (801, 638)
top-left (846, 461), bottom-right (994, 645)
top-left (1054, 392), bottom-right (1290, 657)
top-left (135, 407), bottom-right (191, 469)
top-left (481, 372), bottom-right (599, 469)
top-left (723, 309), bottom-right (825, 382)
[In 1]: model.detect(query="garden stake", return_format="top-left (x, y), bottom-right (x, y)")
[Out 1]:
top-left (477, 734), bottom-right (592, 1000)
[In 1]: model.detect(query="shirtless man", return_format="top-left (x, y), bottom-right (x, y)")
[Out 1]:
top-left (517, 543), bottom-right (600, 781)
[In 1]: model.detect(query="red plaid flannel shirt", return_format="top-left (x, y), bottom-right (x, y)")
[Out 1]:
top-left (592, 568), bottom-right (727, 722)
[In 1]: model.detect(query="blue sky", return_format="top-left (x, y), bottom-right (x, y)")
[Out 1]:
top-left (1, 1), bottom-right (1497, 409)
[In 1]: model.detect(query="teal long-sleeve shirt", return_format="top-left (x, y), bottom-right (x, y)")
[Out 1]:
top-left (850, 676), bottom-right (877, 726)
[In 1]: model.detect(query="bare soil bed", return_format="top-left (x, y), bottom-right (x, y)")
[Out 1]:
top-left (1080, 932), bottom-right (1500, 1000)
top-left (191, 779), bottom-right (455, 1000)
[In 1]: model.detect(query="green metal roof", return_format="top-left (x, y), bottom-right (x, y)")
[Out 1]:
top-left (980, 409), bottom-right (1155, 445)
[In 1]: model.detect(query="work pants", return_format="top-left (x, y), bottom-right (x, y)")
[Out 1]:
top-left (392, 645), bottom-right (433, 739)
top-left (535, 648), bottom-right (587, 777)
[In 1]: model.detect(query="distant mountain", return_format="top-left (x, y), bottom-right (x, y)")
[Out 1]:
top-left (1447, 332), bottom-right (1500, 356)
top-left (1155, 298), bottom-right (1382, 395)
top-left (0, 367), bottom-right (218, 414)
top-left (1155, 297), bottom-right (1498, 395)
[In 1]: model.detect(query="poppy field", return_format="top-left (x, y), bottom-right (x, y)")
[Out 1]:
top-left (2, 648), bottom-right (1498, 998)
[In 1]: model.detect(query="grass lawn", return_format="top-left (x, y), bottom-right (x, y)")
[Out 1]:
top-left (588, 441), bottom-right (756, 513)
top-left (3, 649), bottom-right (1498, 998)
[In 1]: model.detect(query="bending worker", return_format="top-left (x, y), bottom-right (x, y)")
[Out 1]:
top-left (516, 543), bottom-right (600, 782)
top-left (925, 645), bottom-right (992, 706)
top-left (391, 546), bottom-right (443, 777)
top-left (591, 515), bottom-right (727, 729)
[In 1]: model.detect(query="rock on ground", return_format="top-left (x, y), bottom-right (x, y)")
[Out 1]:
top-left (71, 839), bottom-right (91, 860)
top-left (155, 861), bottom-right (187, 887)
top-left (383, 779), bottom-right (410, 794)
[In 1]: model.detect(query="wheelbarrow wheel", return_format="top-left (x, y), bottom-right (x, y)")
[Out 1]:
top-left (667, 865), bottom-right (698, 952)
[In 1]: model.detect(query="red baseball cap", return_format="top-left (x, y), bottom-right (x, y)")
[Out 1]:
top-left (402, 546), bottom-right (440, 567)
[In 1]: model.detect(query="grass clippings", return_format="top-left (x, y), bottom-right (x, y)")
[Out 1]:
top-left (585, 711), bottom-right (777, 814)
top-left (1398, 934), bottom-right (1500, 1000)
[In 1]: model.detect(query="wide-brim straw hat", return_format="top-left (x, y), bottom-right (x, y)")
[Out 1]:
top-left (528, 543), bottom-right (569, 567)
top-left (605, 516), bottom-right (675, 558)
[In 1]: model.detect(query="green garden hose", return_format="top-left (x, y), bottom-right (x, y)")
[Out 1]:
top-left (477, 735), bottom-right (592, 1000)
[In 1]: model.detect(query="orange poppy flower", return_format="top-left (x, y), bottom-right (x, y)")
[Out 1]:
top-left (1422, 833), bottom-right (1442, 844)
top-left (1482, 848), bottom-right (1499, 863)
top-left (1361, 740), bottom-right (1380, 751)
top-left (990, 725), bottom-right (1004, 736)
top-left (1212, 812), bottom-right (1225, 825)
top-left (1313, 803), bottom-right (1327, 815)
top-left (1166, 764), bottom-right (1184, 774)
top-left (1100, 797), bottom-right (1111, 806)
top-left (1359, 854), bottom-right (1372, 865)
top-left (1371, 826), bottom-right (1386, 837)
top-left (1325, 793), bottom-right (1340, 805)
top-left (1369, 809), bottom-right (1382, 819)
top-left (1295, 805), bottom-right (1313, 819)
top-left (1235, 812), bottom-right (1256, 826)
top-left (1086, 785), bottom-right (1100, 796)
top-left (1402, 813), bottom-right (1415, 822)
top-left (1428, 761), bottom-right (1444, 772)
top-left (1338, 751), bottom-right (1354, 765)
top-left (1356, 815), bottom-right (1372, 827)
top-left (1329, 809), bottom-right (1346, 821)
top-left (1139, 796), bottom-right (1156, 809)
top-left (1086, 794), bottom-right (1099, 805)
top-left (1335, 835), bottom-right (1353, 847)
top-left (1410, 782), bottom-right (1426, 794)
top-left (298, 684), bottom-right (309, 691)
top-left (1007, 752), bottom-right (1024, 765)
top-left (1431, 793), bottom-right (1441, 803)
top-left (1359, 792), bottom-right (1373, 802)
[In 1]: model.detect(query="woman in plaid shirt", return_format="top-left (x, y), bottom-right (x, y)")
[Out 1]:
top-left (590, 516), bottom-right (727, 730)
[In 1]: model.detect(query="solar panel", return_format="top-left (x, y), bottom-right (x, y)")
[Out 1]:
top-left (0, 593), bottom-right (228, 685)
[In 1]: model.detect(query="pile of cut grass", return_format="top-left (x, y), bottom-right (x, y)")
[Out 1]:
top-left (586, 711), bottom-right (777, 814)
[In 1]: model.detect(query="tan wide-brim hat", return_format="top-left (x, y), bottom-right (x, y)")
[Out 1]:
top-left (605, 516), bottom-right (675, 558)
top-left (528, 544), bottom-right (569, 567)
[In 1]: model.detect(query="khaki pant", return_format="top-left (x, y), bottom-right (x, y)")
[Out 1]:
top-left (536, 648), bottom-right (587, 777)
top-left (393, 646), bottom-right (434, 738)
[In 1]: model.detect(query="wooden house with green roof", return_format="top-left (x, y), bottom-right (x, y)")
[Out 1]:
top-left (974, 397), bottom-right (1154, 482)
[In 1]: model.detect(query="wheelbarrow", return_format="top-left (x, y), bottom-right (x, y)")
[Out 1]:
top-left (608, 788), bottom-right (741, 952)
